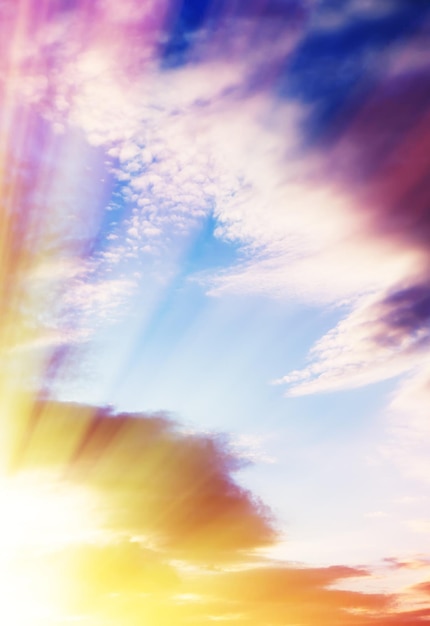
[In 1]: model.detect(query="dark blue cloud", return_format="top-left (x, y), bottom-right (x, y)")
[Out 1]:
top-left (278, 1), bottom-right (430, 142)
top-left (382, 284), bottom-right (430, 333)
top-left (161, 0), bottom-right (307, 68)
top-left (364, 282), bottom-right (430, 352)
top-left (161, 0), bottom-right (222, 67)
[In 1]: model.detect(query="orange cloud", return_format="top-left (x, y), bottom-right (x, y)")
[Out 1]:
top-left (185, 565), bottom-right (390, 625)
top-left (3, 398), bottom-right (430, 625)
top-left (47, 556), bottom-right (430, 626)
top-left (414, 582), bottom-right (430, 595)
top-left (9, 400), bottom-right (275, 560)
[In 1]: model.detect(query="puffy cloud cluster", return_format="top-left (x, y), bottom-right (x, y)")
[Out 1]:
top-left (2, 0), bottom-right (430, 347)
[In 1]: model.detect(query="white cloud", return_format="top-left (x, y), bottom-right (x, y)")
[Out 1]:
top-left (405, 520), bottom-right (430, 534)
top-left (380, 367), bottom-right (430, 483)
top-left (365, 511), bottom-right (389, 519)
top-left (274, 286), bottom-right (430, 395)
top-left (9, 1), bottom-right (430, 408)
top-left (229, 434), bottom-right (277, 466)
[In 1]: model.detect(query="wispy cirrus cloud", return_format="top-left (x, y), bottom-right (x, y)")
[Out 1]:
top-left (275, 283), bottom-right (430, 396)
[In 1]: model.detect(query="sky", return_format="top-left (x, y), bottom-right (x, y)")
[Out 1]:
top-left (1, 0), bottom-right (430, 624)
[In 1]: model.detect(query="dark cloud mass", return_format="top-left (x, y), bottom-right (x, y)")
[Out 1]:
top-left (281, 2), bottom-right (429, 137)
top-left (162, 0), bottom-right (307, 66)
top-left (382, 285), bottom-right (430, 333)
top-left (156, 0), bottom-right (430, 300)
top-left (328, 70), bottom-right (430, 253)
top-left (274, 2), bottom-right (430, 372)
top-left (361, 282), bottom-right (430, 352)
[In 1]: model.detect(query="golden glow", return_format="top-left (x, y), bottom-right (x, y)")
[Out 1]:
top-left (0, 473), bottom-right (104, 625)
top-left (0, 474), bottom-right (102, 548)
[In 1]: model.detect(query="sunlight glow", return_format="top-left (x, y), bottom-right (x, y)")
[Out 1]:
top-left (0, 474), bottom-right (101, 549)
top-left (0, 473), bottom-right (104, 625)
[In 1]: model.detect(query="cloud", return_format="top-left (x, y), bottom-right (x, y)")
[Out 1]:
top-left (167, 562), bottom-right (430, 626)
top-left (375, 365), bottom-right (430, 483)
top-left (4, 395), bottom-right (430, 625)
top-left (269, 12), bottom-right (430, 397)
top-left (1, 5), bottom-right (430, 543)
top-left (57, 540), bottom-right (181, 613)
top-left (276, 281), bottom-right (430, 395)
top-left (384, 558), bottom-right (430, 571)
top-left (405, 520), bottom-right (430, 534)
top-left (414, 581), bottom-right (430, 595)
top-left (280, 1), bottom-right (430, 139)
top-left (28, 552), bottom-right (413, 626)
top-left (2, 10), bottom-right (430, 618)
top-left (186, 564), bottom-right (394, 626)
top-left (10, 400), bottom-right (275, 561)
top-left (4, 1), bottom-right (430, 279)
top-left (377, 285), bottom-right (430, 346)
top-left (7, 0), bottom-right (427, 326)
